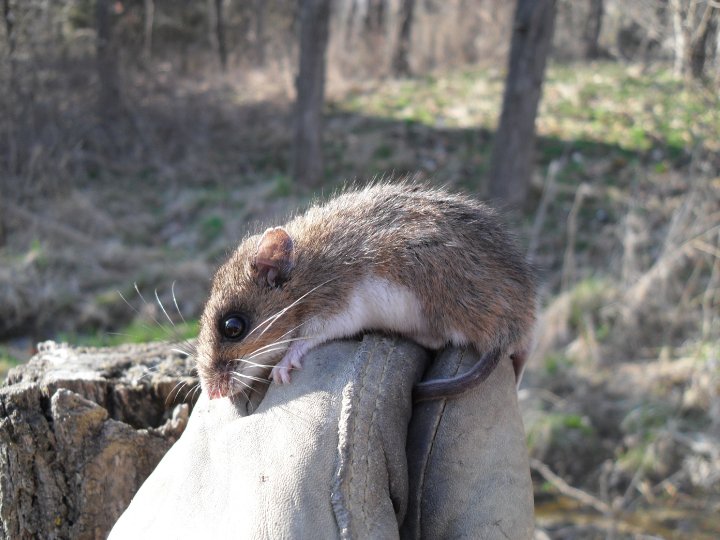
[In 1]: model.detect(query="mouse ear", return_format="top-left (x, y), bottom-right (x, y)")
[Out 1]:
top-left (253, 227), bottom-right (295, 287)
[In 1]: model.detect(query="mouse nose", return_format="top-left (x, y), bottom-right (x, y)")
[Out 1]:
top-left (208, 386), bottom-right (225, 399)
top-left (205, 375), bottom-right (230, 399)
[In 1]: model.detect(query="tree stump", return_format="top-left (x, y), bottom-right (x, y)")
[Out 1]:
top-left (0, 341), bottom-right (197, 540)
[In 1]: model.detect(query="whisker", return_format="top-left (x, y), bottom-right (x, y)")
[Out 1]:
top-left (117, 290), bottom-right (141, 317)
top-left (245, 335), bottom-right (317, 357)
top-left (182, 383), bottom-right (198, 402)
top-left (232, 371), bottom-right (271, 385)
top-left (134, 282), bottom-right (150, 307)
top-left (230, 377), bottom-right (253, 407)
top-left (119, 285), bottom-right (198, 360)
top-left (171, 347), bottom-right (195, 358)
top-left (171, 281), bottom-right (188, 325)
top-left (118, 288), bottom-right (178, 342)
top-left (245, 277), bottom-right (338, 342)
top-left (153, 288), bottom-right (200, 359)
top-left (166, 380), bottom-right (188, 406)
top-left (134, 282), bottom-right (175, 338)
top-left (155, 288), bottom-right (176, 328)
top-left (257, 278), bottom-right (338, 339)
top-left (231, 375), bottom-right (255, 394)
top-left (242, 346), bottom-right (294, 361)
top-left (135, 364), bottom-right (165, 381)
top-left (234, 357), bottom-right (273, 369)
top-left (117, 291), bottom-right (174, 337)
top-left (276, 315), bottom-right (319, 341)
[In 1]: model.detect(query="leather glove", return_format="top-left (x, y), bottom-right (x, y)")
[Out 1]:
top-left (110, 334), bottom-right (533, 539)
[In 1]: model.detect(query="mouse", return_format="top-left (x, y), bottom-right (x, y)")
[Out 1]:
top-left (196, 182), bottom-right (536, 402)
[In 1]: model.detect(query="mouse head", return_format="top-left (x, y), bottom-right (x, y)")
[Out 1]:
top-left (197, 227), bottom-right (301, 399)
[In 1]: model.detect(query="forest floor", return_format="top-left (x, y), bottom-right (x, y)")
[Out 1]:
top-left (1, 61), bottom-right (719, 538)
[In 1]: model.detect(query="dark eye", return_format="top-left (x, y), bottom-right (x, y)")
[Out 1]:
top-left (219, 314), bottom-right (249, 341)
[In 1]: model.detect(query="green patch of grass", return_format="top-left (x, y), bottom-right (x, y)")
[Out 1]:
top-left (620, 402), bottom-right (675, 435)
top-left (568, 277), bottom-right (613, 331)
top-left (544, 353), bottom-right (572, 376)
top-left (271, 173), bottom-right (293, 197)
top-left (196, 186), bottom-right (233, 207)
top-left (561, 414), bottom-right (592, 433)
top-left (527, 411), bottom-right (595, 451)
top-left (0, 347), bottom-right (22, 380)
top-left (200, 215), bottom-right (225, 242)
top-left (60, 318), bottom-right (199, 348)
top-left (539, 63), bottom-right (720, 156)
top-left (617, 443), bottom-right (651, 472)
top-left (373, 144), bottom-right (394, 160)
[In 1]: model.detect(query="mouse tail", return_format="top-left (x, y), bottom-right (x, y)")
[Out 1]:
top-left (413, 347), bottom-right (503, 403)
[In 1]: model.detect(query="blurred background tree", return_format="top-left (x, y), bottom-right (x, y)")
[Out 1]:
top-left (293, 0), bottom-right (331, 186)
top-left (489, 0), bottom-right (557, 209)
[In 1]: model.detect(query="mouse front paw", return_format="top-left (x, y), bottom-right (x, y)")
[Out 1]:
top-left (271, 342), bottom-right (308, 384)
top-left (270, 359), bottom-right (295, 384)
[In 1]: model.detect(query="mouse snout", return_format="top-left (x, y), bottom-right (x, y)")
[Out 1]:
top-left (204, 371), bottom-right (232, 400)
top-left (198, 358), bottom-right (234, 400)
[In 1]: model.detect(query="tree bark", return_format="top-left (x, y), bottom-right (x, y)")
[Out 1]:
top-left (209, 0), bottom-right (228, 71)
top-left (2, 0), bottom-right (14, 56)
top-left (488, 0), bottom-right (557, 208)
top-left (364, 0), bottom-right (386, 32)
top-left (96, 0), bottom-right (121, 120)
top-left (2, 0), bottom-right (15, 88)
top-left (254, 0), bottom-right (266, 66)
top-left (671, 0), bottom-right (687, 76)
top-left (392, 0), bottom-right (415, 76)
top-left (0, 341), bottom-right (194, 539)
top-left (143, 0), bottom-right (154, 60)
top-left (671, 0), bottom-right (719, 80)
top-left (690, 6), bottom-right (718, 79)
top-left (344, 0), bottom-right (358, 46)
top-left (583, 0), bottom-right (603, 59)
top-left (292, 0), bottom-right (331, 187)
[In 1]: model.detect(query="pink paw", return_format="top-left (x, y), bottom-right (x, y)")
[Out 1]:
top-left (271, 348), bottom-right (305, 384)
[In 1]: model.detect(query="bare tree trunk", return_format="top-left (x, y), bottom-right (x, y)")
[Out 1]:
top-left (714, 15), bottom-right (720, 84)
top-left (2, 0), bottom-right (15, 56)
top-left (344, 0), bottom-right (358, 46)
top-left (671, 0), bottom-right (719, 80)
top-left (2, 0), bottom-right (15, 89)
top-left (216, 0), bottom-right (227, 71)
top-left (392, 0), bottom-right (415, 76)
top-left (583, 0), bottom-right (603, 59)
top-left (254, 0), bottom-right (266, 65)
top-left (459, 0), bottom-right (482, 64)
top-left (209, 0), bottom-right (228, 71)
top-left (143, 0), bottom-right (154, 60)
top-left (671, 0), bottom-right (686, 76)
top-left (96, 0), bottom-right (121, 120)
top-left (488, 0), bottom-right (556, 208)
top-left (365, 0), bottom-right (386, 32)
top-left (292, 0), bottom-right (331, 187)
top-left (691, 7), bottom-right (718, 79)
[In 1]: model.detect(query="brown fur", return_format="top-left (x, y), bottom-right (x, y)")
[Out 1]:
top-left (197, 181), bottom-right (537, 399)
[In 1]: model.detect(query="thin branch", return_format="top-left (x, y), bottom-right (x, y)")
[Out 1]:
top-left (691, 0), bottom-right (716, 44)
top-left (530, 458), bottom-right (612, 515)
top-left (528, 157), bottom-right (564, 264)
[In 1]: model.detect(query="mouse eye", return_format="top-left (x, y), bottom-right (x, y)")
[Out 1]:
top-left (219, 314), bottom-right (249, 341)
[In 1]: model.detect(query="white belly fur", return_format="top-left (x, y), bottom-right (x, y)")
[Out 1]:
top-left (302, 276), bottom-right (444, 348)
